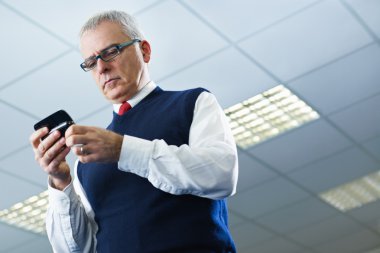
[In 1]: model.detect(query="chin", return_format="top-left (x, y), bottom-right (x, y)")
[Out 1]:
top-left (105, 89), bottom-right (126, 103)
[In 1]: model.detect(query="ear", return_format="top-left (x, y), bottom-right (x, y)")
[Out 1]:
top-left (140, 40), bottom-right (151, 63)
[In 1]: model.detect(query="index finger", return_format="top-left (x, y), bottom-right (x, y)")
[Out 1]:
top-left (29, 127), bottom-right (49, 148)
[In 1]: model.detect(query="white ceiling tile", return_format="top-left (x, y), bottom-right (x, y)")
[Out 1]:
top-left (256, 197), bottom-right (337, 234)
top-left (77, 106), bottom-right (113, 128)
top-left (0, 51), bottom-right (108, 121)
top-left (248, 237), bottom-right (305, 253)
top-left (239, 0), bottom-right (373, 81)
top-left (236, 151), bottom-right (277, 192)
top-left (293, 250), bottom-right (314, 253)
top-left (288, 147), bottom-right (379, 193)
top-left (230, 223), bottom-right (274, 251)
top-left (348, 200), bottom-right (380, 225)
top-left (369, 222), bottom-right (380, 235)
top-left (0, 146), bottom-right (76, 189)
top-left (288, 43), bottom-right (380, 115)
top-left (329, 93), bottom-right (380, 142)
top-left (138, 0), bottom-right (228, 81)
top-left (346, 0), bottom-right (380, 38)
top-left (2, 0), bottom-right (158, 45)
top-left (363, 136), bottom-right (380, 161)
top-left (248, 119), bottom-right (352, 173)
top-left (366, 248), bottom-right (380, 253)
top-left (0, 148), bottom-right (47, 187)
top-left (0, 223), bottom-right (37, 252)
top-left (236, 248), bottom-right (254, 253)
top-left (183, 0), bottom-right (317, 41)
top-left (315, 229), bottom-right (380, 253)
top-left (0, 171), bottom-right (44, 210)
top-left (229, 177), bottom-right (309, 218)
top-left (0, 104), bottom-right (38, 157)
top-left (0, 5), bottom-right (69, 88)
top-left (5, 235), bottom-right (52, 253)
top-left (228, 211), bottom-right (246, 228)
top-left (288, 214), bottom-right (362, 247)
top-left (160, 47), bottom-right (278, 108)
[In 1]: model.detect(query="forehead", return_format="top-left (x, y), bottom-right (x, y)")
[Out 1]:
top-left (80, 21), bottom-right (130, 58)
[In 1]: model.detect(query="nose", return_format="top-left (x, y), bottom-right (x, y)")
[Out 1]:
top-left (95, 58), bottom-right (110, 74)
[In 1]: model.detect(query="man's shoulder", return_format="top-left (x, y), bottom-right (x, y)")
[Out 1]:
top-left (154, 87), bottom-right (209, 107)
top-left (161, 86), bottom-right (210, 96)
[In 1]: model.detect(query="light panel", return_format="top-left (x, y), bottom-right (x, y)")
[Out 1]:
top-left (224, 85), bottom-right (319, 148)
top-left (0, 191), bottom-right (48, 234)
top-left (320, 170), bottom-right (380, 212)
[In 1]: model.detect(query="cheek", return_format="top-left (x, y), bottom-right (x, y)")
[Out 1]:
top-left (125, 60), bottom-right (142, 78)
top-left (92, 72), bottom-right (99, 82)
top-left (122, 53), bottom-right (142, 74)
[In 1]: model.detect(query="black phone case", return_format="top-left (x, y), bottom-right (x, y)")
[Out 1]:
top-left (34, 110), bottom-right (74, 139)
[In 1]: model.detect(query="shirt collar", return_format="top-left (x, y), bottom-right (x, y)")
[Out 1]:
top-left (113, 81), bottom-right (156, 113)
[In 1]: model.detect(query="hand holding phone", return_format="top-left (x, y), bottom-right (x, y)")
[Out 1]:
top-left (31, 110), bottom-right (74, 190)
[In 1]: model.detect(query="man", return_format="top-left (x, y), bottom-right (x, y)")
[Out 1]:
top-left (30, 10), bottom-right (238, 253)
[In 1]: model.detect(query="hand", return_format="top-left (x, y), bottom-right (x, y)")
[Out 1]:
top-left (30, 127), bottom-right (71, 190)
top-left (65, 125), bottom-right (123, 164)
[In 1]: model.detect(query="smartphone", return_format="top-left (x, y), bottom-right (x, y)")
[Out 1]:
top-left (34, 110), bottom-right (75, 140)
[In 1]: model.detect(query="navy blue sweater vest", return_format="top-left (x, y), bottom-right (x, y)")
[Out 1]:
top-left (77, 87), bottom-right (236, 253)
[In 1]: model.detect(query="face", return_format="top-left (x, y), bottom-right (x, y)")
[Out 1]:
top-left (80, 21), bottom-right (151, 103)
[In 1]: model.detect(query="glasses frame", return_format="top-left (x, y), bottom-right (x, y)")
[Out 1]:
top-left (80, 39), bottom-right (141, 72)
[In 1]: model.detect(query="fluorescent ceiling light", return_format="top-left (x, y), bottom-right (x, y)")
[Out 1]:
top-left (0, 191), bottom-right (48, 234)
top-left (320, 170), bottom-right (380, 212)
top-left (224, 85), bottom-right (319, 149)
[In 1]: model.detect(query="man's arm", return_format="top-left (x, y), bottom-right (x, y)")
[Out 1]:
top-left (29, 128), bottom-right (97, 252)
top-left (118, 91), bottom-right (239, 199)
top-left (46, 161), bottom-right (97, 253)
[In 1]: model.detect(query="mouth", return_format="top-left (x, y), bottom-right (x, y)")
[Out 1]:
top-left (104, 77), bottom-right (120, 88)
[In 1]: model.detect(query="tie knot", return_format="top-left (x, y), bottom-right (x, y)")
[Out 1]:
top-left (118, 101), bottom-right (132, 115)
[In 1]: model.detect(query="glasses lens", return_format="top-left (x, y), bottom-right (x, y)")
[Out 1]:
top-left (82, 58), bottom-right (97, 71)
top-left (101, 47), bottom-right (119, 61)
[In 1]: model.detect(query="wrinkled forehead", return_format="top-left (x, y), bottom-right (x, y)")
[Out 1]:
top-left (79, 21), bottom-right (130, 58)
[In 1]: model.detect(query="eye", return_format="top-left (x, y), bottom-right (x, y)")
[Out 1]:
top-left (84, 58), bottom-right (97, 69)
top-left (101, 47), bottom-right (119, 61)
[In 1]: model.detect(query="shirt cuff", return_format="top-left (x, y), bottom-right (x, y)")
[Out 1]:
top-left (48, 178), bottom-right (78, 214)
top-left (118, 135), bottom-right (153, 178)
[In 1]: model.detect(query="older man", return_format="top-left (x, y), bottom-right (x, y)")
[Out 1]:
top-left (30, 10), bottom-right (238, 253)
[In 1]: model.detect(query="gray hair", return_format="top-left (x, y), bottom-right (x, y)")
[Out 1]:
top-left (79, 10), bottom-right (145, 40)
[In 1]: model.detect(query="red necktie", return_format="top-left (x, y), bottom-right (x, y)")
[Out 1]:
top-left (118, 101), bottom-right (132, 115)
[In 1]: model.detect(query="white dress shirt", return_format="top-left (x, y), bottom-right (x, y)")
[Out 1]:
top-left (46, 81), bottom-right (238, 253)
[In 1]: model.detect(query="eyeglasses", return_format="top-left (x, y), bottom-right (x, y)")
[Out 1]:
top-left (80, 39), bottom-right (141, 72)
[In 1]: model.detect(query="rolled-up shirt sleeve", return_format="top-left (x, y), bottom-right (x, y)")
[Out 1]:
top-left (118, 91), bottom-right (238, 200)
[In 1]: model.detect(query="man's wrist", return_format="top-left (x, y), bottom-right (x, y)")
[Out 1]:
top-left (49, 175), bottom-right (72, 191)
top-left (114, 134), bottom-right (124, 162)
